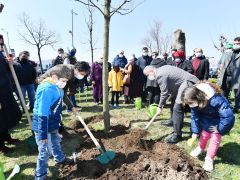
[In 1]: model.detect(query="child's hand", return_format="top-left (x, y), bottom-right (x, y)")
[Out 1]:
top-left (209, 126), bottom-right (219, 133)
top-left (41, 139), bottom-right (48, 144)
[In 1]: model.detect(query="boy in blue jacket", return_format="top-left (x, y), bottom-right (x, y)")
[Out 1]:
top-left (181, 82), bottom-right (235, 172)
top-left (32, 66), bottom-right (73, 180)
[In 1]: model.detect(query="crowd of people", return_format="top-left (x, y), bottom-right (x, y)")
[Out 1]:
top-left (0, 33), bottom-right (239, 178)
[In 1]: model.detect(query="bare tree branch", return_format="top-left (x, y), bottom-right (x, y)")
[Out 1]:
top-left (74, 0), bottom-right (104, 15)
top-left (110, 0), bottom-right (145, 17)
top-left (141, 20), bottom-right (172, 55)
top-left (18, 13), bottom-right (58, 73)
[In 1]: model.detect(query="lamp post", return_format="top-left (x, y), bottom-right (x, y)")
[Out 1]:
top-left (69, 9), bottom-right (78, 48)
top-left (0, 28), bottom-right (10, 50)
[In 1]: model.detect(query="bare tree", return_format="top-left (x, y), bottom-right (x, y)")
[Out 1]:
top-left (160, 33), bottom-right (172, 54)
top-left (74, 0), bottom-right (145, 131)
top-left (84, 0), bottom-right (96, 64)
top-left (18, 13), bottom-right (58, 73)
top-left (212, 35), bottom-right (228, 53)
top-left (141, 37), bottom-right (153, 53)
top-left (142, 20), bottom-right (172, 54)
top-left (150, 20), bottom-right (161, 54)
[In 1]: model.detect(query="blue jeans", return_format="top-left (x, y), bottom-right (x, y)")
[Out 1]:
top-left (20, 84), bottom-right (35, 109)
top-left (35, 130), bottom-right (65, 180)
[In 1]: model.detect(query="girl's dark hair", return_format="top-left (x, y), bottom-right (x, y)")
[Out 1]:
top-left (181, 86), bottom-right (208, 108)
top-left (74, 61), bottom-right (90, 74)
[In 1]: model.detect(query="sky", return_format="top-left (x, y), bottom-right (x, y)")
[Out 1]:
top-left (0, 0), bottom-right (239, 68)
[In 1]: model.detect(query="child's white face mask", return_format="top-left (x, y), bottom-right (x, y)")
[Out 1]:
top-left (75, 73), bottom-right (84, 80)
top-left (56, 81), bottom-right (67, 89)
top-left (189, 103), bottom-right (198, 108)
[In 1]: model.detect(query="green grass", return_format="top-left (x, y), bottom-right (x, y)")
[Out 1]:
top-left (0, 90), bottom-right (239, 179)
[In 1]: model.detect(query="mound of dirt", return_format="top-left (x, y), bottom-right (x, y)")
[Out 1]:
top-left (59, 124), bottom-right (208, 180)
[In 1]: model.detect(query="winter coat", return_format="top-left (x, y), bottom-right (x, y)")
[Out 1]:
top-left (112, 55), bottom-right (128, 69)
top-left (146, 58), bottom-right (166, 88)
top-left (137, 55), bottom-right (153, 82)
top-left (170, 60), bottom-right (194, 74)
top-left (217, 51), bottom-right (240, 89)
top-left (39, 64), bottom-right (75, 109)
top-left (155, 65), bottom-right (199, 107)
top-left (191, 56), bottom-right (209, 80)
top-left (108, 70), bottom-right (123, 91)
top-left (90, 62), bottom-right (102, 82)
top-left (13, 58), bottom-right (37, 85)
top-left (191, 88), bottom-right (235, 135)
top-left (32, 81), bottom-right (64, 140)
top-left (0, 52), bottom-right (21, 133)
top-left (52, 55), bottom-right (64, 66)
top-left (123, 61), bottom-right (142, 98)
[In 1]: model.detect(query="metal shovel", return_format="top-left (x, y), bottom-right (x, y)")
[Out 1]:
top-left (76, 115), bottom-right (115, 164)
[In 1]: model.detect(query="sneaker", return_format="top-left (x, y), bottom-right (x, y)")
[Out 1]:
top-left (115, 104), bottom-right (120, 109)
top-left (166, 134), bottom-right (182, 144)
top-left (203, 156), bottom-right (214, 172)
top-left (161, 120), bottom-right (173, 127)
top-left (190, 146), bottom-right (202, 158)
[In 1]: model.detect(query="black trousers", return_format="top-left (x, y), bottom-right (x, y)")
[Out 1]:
top-left (222, 76), bottom-right (232, 100)
top-left (148, 87), bottom-right (160, 105)
top-left (172, 103), bottom-right (184, 136)
top-left (234, 88), bottom-right (240, 112)
top-left (111, 91), bottom-right (120, 105)
top-left (0, 131), bottom-right (10, 146)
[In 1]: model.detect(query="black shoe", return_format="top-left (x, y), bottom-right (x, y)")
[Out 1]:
top-left (166, 134), bottom-right (182, 144)
top-left (161, 121), bottom-right (173, 127)
top-left (55, 157), bottom-right (74, 167)
top-left (0, 144), bottom-right (12, 153)
top-left (4, 137), bottom-right (20, 144)
top-left (233, 108), bottom-right (238, 113)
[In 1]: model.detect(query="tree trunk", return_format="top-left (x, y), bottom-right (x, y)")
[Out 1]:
top-left (90, 29), bottom-right (94, 64)
top-left (102, 0), bottom-right (111, 132)
top-left (37, 47), bottom-right (44, 74)
top-left (172, 29), bottom-right (186, 53)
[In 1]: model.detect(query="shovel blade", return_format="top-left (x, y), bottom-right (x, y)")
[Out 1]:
top-left (96, 150), bottom-right (116, 164)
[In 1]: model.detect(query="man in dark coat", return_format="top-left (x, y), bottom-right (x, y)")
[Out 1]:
top-left (0, 42), bottom-right (22, 153)
top-left (144, 65), bottom-right (199, 143)
top-left (13, 51), bottom-right (37, 112)
top-left (112, 50), bottom-right (128, 69)
top-left (52, 48), bottom-right (64, 66)
top-left (137, 47), bottom-right (152, 102)
top-left (191, 48), bottom-right (209, 80)
top-left (217, 36), bottom-right (240, 113)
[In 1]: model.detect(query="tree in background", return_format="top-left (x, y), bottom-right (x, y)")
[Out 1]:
top-left (212, 35), bottom-right (228, 53)
top-left (18, 13), bottom-right (58, 74)
top-left (141, 20), bottom-right (172, 54)
top-left (84, 0), bottom-right (96, 64)
top-left (74, 0), bottom-right (145, 132)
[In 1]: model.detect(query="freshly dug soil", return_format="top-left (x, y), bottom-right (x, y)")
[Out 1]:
top-left (59, 124), bottom-right (208, 180)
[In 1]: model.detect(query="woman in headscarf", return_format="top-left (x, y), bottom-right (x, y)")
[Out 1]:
top-left (123, 54), bottom-right (142, 103)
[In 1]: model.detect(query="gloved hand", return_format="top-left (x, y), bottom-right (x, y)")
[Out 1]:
top-left (187, 133), bottom-right (198, 147)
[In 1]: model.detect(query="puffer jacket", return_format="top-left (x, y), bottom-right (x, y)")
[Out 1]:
top-left (108, 70), bottom-right (123, 91)
top-left (191, 85), bottom-right (235, 135)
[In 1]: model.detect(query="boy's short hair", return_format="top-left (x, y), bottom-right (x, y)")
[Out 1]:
top-left (142, 47), bottom-right (148, 51)
top-left (50, 65), bottom-right (72, 80)
top-left (234, 37), bottom-right (240, 42)
top-left (74, 61), bottom-right (90, 74)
